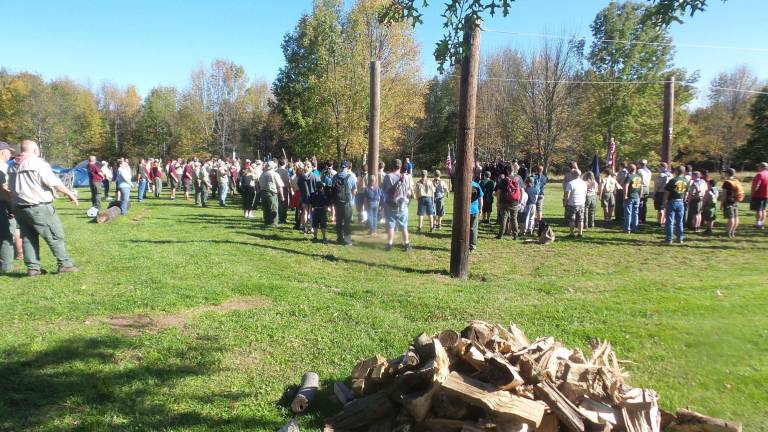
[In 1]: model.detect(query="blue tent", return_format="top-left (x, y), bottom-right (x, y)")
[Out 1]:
top-left (5, 159), bottom-right (89, 187)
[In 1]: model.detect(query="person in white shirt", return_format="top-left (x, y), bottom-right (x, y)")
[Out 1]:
top-left (637, 159), bottom-right (653, 223)
top-left (653, 163), bottom-right (673, 225)
top-left (563, 169), bottom-right (587, 238)
top-left (116, 160), bottom-right (133, 215)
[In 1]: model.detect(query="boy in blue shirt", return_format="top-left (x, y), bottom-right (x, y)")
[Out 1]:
top-left (309, 183), bottom-right (331, 244)
top-left (470, 180), bottom-right (484, 251)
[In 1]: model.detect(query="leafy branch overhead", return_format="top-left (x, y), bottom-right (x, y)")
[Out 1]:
top-left (381, 0), bottom-right (720, 73)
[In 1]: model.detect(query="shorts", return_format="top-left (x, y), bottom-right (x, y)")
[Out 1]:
top-left (566, 205), bottom-right (585, 224)
top-left (385, 206), bottom-right (408, 230)
top-left (703, 205), bottom-right (716, 222)
top-left (417, 197), bottom-right (435, 216)
top-left (750, 198), bottom-right (767, 211)
top-left (182, 177), bottom-right (192, 192)
top-left (311, 207), bottom-right (327, 229)
top-left (601, 192), bottom-right (615, 209)
top-left (653, 192), bottom-right (665, 211)
top-left (723, 204), bottom-right (739, 219)
top-left (435, 197), bottom-right (446, 217)
top-left (482, 197), bottom-right (493, 214)
top-left (689, 198), bottom-right (703, 215)
top-left (169, 177), bottom-right (178, 188)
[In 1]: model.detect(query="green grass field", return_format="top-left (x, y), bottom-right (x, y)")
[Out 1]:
top-left (1, 183), bottom-right (766, 431)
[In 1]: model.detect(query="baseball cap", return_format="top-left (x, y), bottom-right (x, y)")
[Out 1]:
top-left (0, 141), bottom-right (15, 153)
top-left (341, 160), bottom-right (351, 169)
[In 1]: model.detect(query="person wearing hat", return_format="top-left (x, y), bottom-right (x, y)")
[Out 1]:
top-left (331, 161), bottom-right (357, 245)
top-left (258, 160), bottom-right (285, 226)
top-left (8, 140), bottom-right (80, 276)
top-left (414, 169), bottom-right (436, 233)
top-left (751, 162), bottom-right (768, 229)
top-left (432, 170), bottom-right (449, 229)
top-left (0, 141), bottom-right (17, 273)
top-left (86, 155), bottom-right (104, 209)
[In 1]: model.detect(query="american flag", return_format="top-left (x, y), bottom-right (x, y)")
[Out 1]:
top-left (446, 146), bottom-right (453, 174)
top-left (605, 139), bottom-right (617, 171)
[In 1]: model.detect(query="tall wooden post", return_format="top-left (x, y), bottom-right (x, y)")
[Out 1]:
top-left (450, 20), bottom-right (481, 279)
top-left (368, 60), bottom-right (381, 177)
top-left (662, 76), bottom-right (675, 164)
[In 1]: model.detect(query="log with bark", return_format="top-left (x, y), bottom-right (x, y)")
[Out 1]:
top-left (290, 372), bottom-right (319, 414)
top-left (318, 321), bottom-right (742, 432)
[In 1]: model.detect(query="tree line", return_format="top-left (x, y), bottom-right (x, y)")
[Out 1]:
top-left (0, 0), bottom-right (766, 172)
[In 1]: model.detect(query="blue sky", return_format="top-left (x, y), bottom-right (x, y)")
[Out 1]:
top-left (1, 0), bottom-right (766, 107)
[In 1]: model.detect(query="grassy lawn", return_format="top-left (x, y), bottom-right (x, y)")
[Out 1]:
top-left (0, 183), bottom-right (766, 431)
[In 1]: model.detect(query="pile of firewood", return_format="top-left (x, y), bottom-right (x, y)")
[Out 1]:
top-left (322, 321), bottom-right (741, 432)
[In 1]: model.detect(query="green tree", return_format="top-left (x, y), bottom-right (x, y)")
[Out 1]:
top-left (736, 87), bottom-right (768, 167)
top-left (137, 86), bottom-right (178, 159)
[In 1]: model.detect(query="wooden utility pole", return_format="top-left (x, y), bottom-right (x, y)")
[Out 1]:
top-left (450, 20), bottom-right (481, 279)
top-left (368, 60), bottom-right (381, 177)
top-left (662, 76), bottom-right (675, 164)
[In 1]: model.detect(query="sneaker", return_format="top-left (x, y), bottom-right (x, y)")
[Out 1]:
top-left (494, 234), bottom-right (502, 240)
top-left (322, 239), bottom-right (329, 245)
top-left (677, 238), bottom-right (684, 244)
top-left (27, 269), bottom-right (47, 277)
top-left (58, 266), bottom-right (81, 274)
top-left (402, 243), bottom-right (412, 252)
top-left (469, 245), bottom-right (476, 252)
top-left (385, 243), bottom-right (393, 251)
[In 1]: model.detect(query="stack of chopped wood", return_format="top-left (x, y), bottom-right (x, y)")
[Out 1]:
top-left (324, 321), bottom-right (741, 432)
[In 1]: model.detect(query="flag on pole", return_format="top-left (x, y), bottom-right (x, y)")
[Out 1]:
top-left (592, 154), bottom-right (601, 184)
top-left (605, 138), bottom-right (617, 172)
top-left (446, 145), bottom-right (453, 174)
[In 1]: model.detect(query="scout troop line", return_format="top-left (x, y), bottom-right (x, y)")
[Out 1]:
top-left (2, 139), bottom-right (767, 276)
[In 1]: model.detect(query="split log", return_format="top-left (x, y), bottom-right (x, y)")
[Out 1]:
top-left (329, 391), bottom-right (396, 430)
top-left (669, 409), bottom-right (742, 432)
top-left (578, 398), bottom-right (619, 427)
top-left (497, 423), bottom-right (530, 432)
top-left (96, 204), bottom-right (125, 224)
top-left (618, 388), bottom-right (661, 432)
top-left (277, 419), bottom-right (300, 432)
top-left (461, 321), bottom-right (494, 347)
top-left (334, 381), bottom-right (355, 405)
top-left (437, 330), bottom-right (461, 351)
top-left (421, 418), bottom-right (467, 432)
top-left (485, 351), bottom-right (524, 390)
top-left (367, 417), bottom-right (395, 432)
top-left (401, 338), bottom-right (450, 422)
top-left (413, 332), bottom-right (435, 361)
top-left (291, 372), bottom-right (319, 413)
top-left (534, 380), bottom-right (586, 432)
top-left (352, 355), bottom-right (388, 396)
top-left (559, 362), bottom-right (616, 403)
top-left (431, 392), bottom-right (469, 419)
top-left (441, 371), bottom-right (546, 427)
top-left (537, 414), bottom-right (560, 432)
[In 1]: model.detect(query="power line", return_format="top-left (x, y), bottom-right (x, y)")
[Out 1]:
top-left (481, 28), bottom-right (768, 53)
top-left (448, 74), bottom-right (768, 95)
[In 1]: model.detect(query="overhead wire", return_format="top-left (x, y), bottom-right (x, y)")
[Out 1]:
top-left (481, 28), bottom-right (768, 53)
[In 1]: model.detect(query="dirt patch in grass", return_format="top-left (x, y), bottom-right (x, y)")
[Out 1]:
top-left (104, 295), bottom-right (270, 336)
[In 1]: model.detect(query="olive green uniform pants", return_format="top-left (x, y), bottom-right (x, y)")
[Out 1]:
top-left (14, 203), bottom-right (75, 271)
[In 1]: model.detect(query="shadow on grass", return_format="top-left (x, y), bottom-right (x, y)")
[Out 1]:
top-left (124, 237), bottom-right (449, 277)
top-left (0, 335), bottom-right (284, 431)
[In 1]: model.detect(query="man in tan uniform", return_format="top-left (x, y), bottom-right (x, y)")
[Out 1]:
top-left (9, 140), bottom-right (80, 276)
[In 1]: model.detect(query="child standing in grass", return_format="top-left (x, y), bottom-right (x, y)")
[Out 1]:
top-left (702, 179), bottom-right (718, 235)
top-left (583, 171), bottom-right (598, 229)
top-left (309, 183), bottom-right (330, 243)
top-left (364, 175), bottom-right (383, 237)
top-left (523, 177), bottom-right (538, 236)
top-left (721, 168), bottom-right (743, 238)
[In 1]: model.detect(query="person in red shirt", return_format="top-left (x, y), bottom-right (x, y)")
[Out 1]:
top-left (86, 155), bottom-right (104, 209)
top-left (751, 162), bottom-right (768, 228)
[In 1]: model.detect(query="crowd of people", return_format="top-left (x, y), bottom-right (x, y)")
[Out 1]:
top-left (2, 138), bottom-right (767, 277)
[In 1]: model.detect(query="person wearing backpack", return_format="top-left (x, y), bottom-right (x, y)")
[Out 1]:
top-left (382, 159), bottom-right (413, 251)
top-left (332, 161), bottom-right (357, 245)
top-left (686, 171), bottom-right (708, 232)
top-left (415, 170), bottom-right (436, 233)
top-left (494, 165), bottom-right (522, 240)
top-left (721, 168), bottom-right (743, 238)
top-left (479, 171), bottom-right (495, 224)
